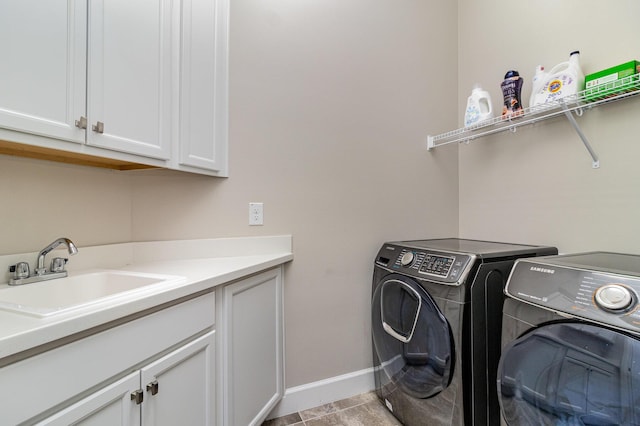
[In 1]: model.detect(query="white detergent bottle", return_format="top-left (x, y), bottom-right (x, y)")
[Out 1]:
top-left (464, 85), bottom-right (493, 127)
top-left (531, 51), bottom-right (584, 107)
top-left (529, 65), bottom-right (549, 108)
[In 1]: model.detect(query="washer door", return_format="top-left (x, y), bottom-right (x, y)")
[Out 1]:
top-left (497, 322), bottom-right (640, 426)
top-left (372, 274), bottom-right (454, 399)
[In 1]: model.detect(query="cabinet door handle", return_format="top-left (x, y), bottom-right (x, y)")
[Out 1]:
top-left (75, 116), bottom-right (87, 129)
top-left (146, 380), bottom-right (159, 395)
top-left (130, 389), bottom-right (144, 405)
top-left (92, 121), bottom-right (104, 133)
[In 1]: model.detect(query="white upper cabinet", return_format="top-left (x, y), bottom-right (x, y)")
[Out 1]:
top-left (86, 0), bottom-right (173, 160)
top-left (0, 0), bottom-right (86, 144)
top-left (0, 0), bottom-right (228, 174)
top-left (174, 0), bottom-right (229, 176)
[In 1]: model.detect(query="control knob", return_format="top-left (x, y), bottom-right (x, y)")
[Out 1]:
top-left (594, 284), bottom-right (634, 312)
top-left (400, 252), bottom-right (415, 267)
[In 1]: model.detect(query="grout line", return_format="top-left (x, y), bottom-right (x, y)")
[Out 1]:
top-left (270, 393), bottom-right (379, 425)
top-left (298, 398), bottom-right (374, 424)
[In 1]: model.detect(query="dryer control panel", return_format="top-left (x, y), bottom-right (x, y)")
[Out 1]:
top-left (506, 257), bottom-right (640, 334)
top-left (375, 244), bottom-right (472, 284)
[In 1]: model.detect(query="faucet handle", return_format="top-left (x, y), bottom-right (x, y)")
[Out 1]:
top-left (50, 257), bottom-right (69, 273)
top-left (9, 262), bottom-right (30, 279)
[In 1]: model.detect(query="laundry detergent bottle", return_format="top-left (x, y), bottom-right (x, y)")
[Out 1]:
top-left (529, 65), bottom-right (549, 108)
top-left (501, 70), bottom-right (524, 118)
top-left (464, 85), bottom-right (493, 127)
top-left (531, 51), bottom-right (584, 107)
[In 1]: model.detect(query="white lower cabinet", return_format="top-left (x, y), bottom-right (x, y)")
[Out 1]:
top-left (217, 267), bottom-right (285, 426)
top-left (0, 292), bottom-right (216, 425)
top-left (38, 372), bottom-right (141, 426)
top-left (141, 330), bottom-right (215, 426)
top-left (0, 267), bottom-right (285, 426)
top-left (39, 330), bottom-right (215, 426)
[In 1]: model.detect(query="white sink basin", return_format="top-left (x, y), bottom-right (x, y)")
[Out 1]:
top-left (0, 270), bottom-right (186, 317)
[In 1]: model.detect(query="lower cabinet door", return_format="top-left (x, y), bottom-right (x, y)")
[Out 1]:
top-left (37, 372), bottom-right (140, 426)
top-left (37, 330), bottom-right (215, 426)
top-left (141, 330), bottom-right (216, 426)
top-left (218, 267), bottom-right (284, 426)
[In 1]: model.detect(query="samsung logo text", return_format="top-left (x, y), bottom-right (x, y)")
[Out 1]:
top-left (530, 266), bottom-right (555, 274)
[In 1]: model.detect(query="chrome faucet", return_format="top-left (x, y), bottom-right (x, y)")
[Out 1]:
top-left (35, 237), bottom-right (78, 276)
top-left (8, 237), bottom-right (78, 285)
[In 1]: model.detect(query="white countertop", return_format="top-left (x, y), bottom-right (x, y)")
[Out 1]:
top-left (0, 235), bottom-right (293, 361)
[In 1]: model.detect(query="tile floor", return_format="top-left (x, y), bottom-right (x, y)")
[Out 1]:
top-left (262, 392), bottom-right (402, 426)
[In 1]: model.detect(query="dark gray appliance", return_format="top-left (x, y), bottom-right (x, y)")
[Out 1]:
top-left (372, 238), bottom-right (557, 426)
top-left (498, 252), bottom-right (640, 426)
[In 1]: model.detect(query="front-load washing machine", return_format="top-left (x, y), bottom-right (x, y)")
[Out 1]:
top-left (371, 238), bottom-right (557, 426)
top-left (497, 252), bottom-right (640, 425)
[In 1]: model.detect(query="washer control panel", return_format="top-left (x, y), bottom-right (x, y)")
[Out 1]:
top-left (419, 254), bottom-right (455, 277)
top-left (375, 244), bottom-right (472, 284)
top-left (507, 259), bottom-right (640, 333)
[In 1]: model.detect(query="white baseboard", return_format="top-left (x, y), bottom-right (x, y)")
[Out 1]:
top-left (266, 367), bottom-right (375, 419)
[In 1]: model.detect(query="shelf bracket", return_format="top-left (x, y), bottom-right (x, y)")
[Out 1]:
top-left (427, 135), bottom-right (435, 150)
top-left (561, 103), bottom-right (600, 169)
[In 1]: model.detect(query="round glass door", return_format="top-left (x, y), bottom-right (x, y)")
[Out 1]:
top-left (372, 274), bottom-right (454, 399)
top-left (497, 322), bottom-right (640, 425)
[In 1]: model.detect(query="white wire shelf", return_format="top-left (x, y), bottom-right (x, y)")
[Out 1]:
top-left (427, 73), bottom-right (640, 168)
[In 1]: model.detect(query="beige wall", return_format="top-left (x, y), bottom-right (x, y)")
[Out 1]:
top-left (457, 0), bottom-right (640, 253)
top-left (131, 0), bottom-right (459, 387)
top-left (0, 155), bottom-right (132, 255)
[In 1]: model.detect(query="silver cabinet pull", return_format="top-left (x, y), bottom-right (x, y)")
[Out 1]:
top-left (146, 380), bottom-right (159, 395)
top-left (92, 121), bottom-right (104, 133)
top-left (130, 390), bottom-right (144, 405)
top-left (75, 116), bottom-right (87, 129)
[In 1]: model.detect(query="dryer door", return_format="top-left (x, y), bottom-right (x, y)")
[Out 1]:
top-left (497, 322), bottom-right (640, 426)
top-left (372, 274), bottom-right (454, 399)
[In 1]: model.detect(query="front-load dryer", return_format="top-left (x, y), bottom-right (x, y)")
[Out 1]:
top-left (497, 252), bottom-right (640, 425)
top-left (372, 238), bottom-right (557, 426)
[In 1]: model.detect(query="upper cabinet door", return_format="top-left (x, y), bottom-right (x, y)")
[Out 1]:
top-left (0, 0), bottom-right (86, 144)
top-left (177, 0), bottom-right (229, 175)
top-left (87, 0), bottom-right (172, 160)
